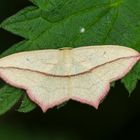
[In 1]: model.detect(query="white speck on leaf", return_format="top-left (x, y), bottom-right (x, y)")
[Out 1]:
top-left (80, 27), bottom-right (85, 33)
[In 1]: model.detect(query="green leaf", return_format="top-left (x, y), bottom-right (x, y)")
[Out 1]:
top-left (1, 6), bottom-right (51, 40)
top-left (1, 0), bottom-right (140, 114)
top-left (29, 0), bottom-right (48, 9)
top-left (122, 62), bottom-right (140, 95)
top-left (17, 95), bottom-right (36, 113)
top-left (0, 85), bottom-right (23, 115)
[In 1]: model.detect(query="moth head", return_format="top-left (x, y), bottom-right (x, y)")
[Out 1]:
top-left (59, 47), bottom-right (72, 50)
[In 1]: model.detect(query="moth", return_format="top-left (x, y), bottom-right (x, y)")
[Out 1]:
top-left (0, 45), bottom-right (139, 112)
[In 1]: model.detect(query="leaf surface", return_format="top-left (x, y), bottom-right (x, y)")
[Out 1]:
top-left (0, 85), bottom-right (23, 115)
top-left (17, 95), bottom-right (36, 113)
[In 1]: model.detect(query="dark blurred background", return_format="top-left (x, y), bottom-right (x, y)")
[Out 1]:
top-left (0, 0), bottom-right (140, 140)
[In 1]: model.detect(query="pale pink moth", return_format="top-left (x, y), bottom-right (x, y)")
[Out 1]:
top-left (0, 45), bottom-right (139, 112)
